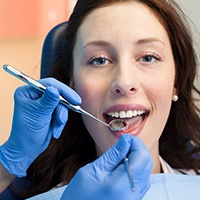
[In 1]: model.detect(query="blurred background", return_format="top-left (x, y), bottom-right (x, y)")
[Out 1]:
top-left (0, 0), bottom-right (77, 144)
top-left (0, 0), bottom-right (199, 144)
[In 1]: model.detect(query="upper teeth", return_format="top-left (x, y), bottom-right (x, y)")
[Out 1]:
top-left (107, 110), bottom-right (145, 118)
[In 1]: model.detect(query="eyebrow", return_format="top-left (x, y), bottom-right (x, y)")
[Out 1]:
top-left (82, 40), bottom-right (112, 51)
top-left (82, 37), bottom-right (165, 50)
top-left (135, 37), bottom-right (165, 46)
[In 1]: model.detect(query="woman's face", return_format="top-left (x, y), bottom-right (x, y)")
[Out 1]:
top-left (72, 2), bottom-right (176, 159)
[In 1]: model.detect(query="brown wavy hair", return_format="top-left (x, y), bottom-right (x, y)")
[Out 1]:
top-left (16, 0), bottom-right (200, 198)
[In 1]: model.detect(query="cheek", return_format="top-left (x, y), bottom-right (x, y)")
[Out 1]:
top-left (146, 76), bottom-right (175, 124)
top-left (149, 83), bottom-right (174, 102)
top-left (151, 82), bottom-right (174, 120)
top-left (140, 81), bottom-right (174, 152)
top-left (74, 80), bottom-right (93, 106)
top-left (145, 68), bottom-right (175, 104)
top-left (72, 70), bottom-right (90, 98)
top-left (148, 81), bottom-right (175, 124)
top-left (72, 72), bottom-right (106, 112)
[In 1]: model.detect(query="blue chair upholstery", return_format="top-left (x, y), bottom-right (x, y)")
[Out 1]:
top-left (40, 22), bottom-right (67, 78)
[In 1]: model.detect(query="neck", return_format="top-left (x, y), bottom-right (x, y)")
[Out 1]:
top-left (150, 143), bottom-right (161, 174)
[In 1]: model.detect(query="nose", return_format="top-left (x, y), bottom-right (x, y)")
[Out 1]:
top-left (111, 63), bottom-right (139, 96)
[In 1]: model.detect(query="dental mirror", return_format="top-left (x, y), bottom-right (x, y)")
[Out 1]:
top-left (3, 64), bottom-right (127, 132)
top-left (108, 119), bottom-right (127, 131)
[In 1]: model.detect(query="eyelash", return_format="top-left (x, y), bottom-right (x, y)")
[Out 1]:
top-left (138, 52), bottom-right (162, 63)
top-left (87, 52), bottom-right (161, 66)
top-left (87, 55), bottom-right (112, 66)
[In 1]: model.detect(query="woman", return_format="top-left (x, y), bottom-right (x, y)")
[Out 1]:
top-left (0, 0), bottom-right (200, 199)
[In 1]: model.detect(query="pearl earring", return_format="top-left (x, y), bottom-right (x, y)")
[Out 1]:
top-left (172, 95), bottom-right (179, 102)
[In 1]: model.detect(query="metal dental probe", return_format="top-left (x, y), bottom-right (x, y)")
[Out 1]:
top-left (124, 156), bottom-right (134, 191)
top-left (3, 64), bottom-right (134, 191)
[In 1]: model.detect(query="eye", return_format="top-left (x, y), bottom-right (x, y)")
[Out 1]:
top-left (139, 53), bottom-right (161, 63)
top-left (87, 55), bottom-right (112, 66)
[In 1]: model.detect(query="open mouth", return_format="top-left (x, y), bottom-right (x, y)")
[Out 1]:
top-left (104, 109), bottom-right (148, 136)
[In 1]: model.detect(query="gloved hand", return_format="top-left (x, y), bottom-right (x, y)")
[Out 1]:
top-left (61, 134), bottom-right (152, 200)
top-left (0, 78), bottom-right (81, 177)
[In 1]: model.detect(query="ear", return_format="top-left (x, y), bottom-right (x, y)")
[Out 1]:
top-left (172, 87), bottom-right (178, 96)
top-left (172, 87), bottom-right (179, 101)
top-left (173, 75), bottom-right (179, 97)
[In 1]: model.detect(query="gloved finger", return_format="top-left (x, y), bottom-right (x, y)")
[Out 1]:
top-left (14, 85), bottom-right (42, 103)
top-left (39, 86), bottom-right (60, 111)
top-left (54, 102), bottom-right (69, 124)
top-left (39, 78), bottom-right (82, 105)
top-left (93, 134), bottom-right (132, 172)
top-left (51, 104), bottom-right (68, 139)
top-left (128, 137), bottom-right (152, 172)
top-left (19, 86), bottom-right (61, 126)
top-left (51, 122), bottom-right (66, 139)
top-left (12, 86), bottom-right (59, 131)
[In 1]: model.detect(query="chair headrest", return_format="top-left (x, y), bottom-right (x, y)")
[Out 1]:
top-left (40, 22), bottom-right (68, 78)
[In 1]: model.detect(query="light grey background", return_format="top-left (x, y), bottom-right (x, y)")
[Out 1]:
top-left (178, 0), bottom-right (200, 87)
top-left (178, 0), bottom-right (200, 34)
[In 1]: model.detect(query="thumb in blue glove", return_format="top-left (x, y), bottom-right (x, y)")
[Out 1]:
top-left (0, 78), bottom-right (81, 177)
top-left (61, 134), bottom-right (152, 200)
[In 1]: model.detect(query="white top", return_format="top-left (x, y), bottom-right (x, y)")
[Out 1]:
top-left (159, 156), bottom-right (197, 175)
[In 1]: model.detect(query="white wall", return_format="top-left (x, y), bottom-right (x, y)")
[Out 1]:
top-left (177, 0), bottom-right (200, 87)
top-left (178, 0), bottom-right (200, 33)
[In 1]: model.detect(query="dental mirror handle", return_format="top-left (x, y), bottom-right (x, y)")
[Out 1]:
top-left (3, 64), bottom-right (110, 127)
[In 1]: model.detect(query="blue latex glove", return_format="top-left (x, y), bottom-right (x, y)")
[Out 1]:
top-left (61, 134), bottom-right (152, 200)
top-left (0, 78), bottom-right (81, 177)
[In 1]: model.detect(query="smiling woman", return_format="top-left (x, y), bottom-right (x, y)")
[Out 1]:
top-left (0, 0), bottom-right (200, 199)
top-left (72, 1), bottom-right (176, 160)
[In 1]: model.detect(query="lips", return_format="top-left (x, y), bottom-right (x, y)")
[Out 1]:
top-left (104, 105), bottom-right (149, 137)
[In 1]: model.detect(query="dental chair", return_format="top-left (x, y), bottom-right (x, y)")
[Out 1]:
top-left (40, 22), bottom-right (68, 78)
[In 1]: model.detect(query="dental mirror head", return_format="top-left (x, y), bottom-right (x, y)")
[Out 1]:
top-left (108, 119), bottom-right (127, 131)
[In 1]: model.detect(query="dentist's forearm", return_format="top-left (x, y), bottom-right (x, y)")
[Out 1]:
top-left (0, 162), bottom-right (15, 192)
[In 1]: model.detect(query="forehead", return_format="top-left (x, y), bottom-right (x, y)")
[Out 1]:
top-left (75, 2), bottom-right (170, 47)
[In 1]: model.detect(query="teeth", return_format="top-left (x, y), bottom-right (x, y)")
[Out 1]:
top-left (107, 110), bottom-right (145, 119)
top-left (126, 110), bottom-right (132, 118)
top-left (119, 111), bottom-right (126, 118)
top-left (133, 110), bottom-right (138, 117)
